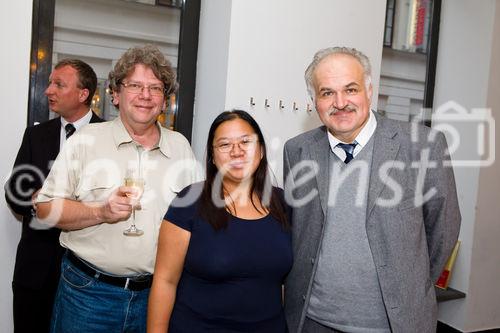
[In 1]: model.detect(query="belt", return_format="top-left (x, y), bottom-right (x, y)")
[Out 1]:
top-left (67, 251), bottom-right (152, 291)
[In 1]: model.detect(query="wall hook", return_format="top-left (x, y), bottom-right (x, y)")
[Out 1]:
top-left (250, 97), bottom-right (256, 106)
top-left (306, 104), bottom-right (312, 113)
top-left (264, 99), bottom-right (270, 108)
top-left (293, 102), bottom-right (299, 111)
top-left (279, 100), bottom-right (285, 109)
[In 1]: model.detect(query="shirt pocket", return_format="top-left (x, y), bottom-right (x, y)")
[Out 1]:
top-left (76, 179), bottom-right (116, 202)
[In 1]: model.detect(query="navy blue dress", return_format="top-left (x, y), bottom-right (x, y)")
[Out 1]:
top-left (164, 182), bottom-right (292, 332)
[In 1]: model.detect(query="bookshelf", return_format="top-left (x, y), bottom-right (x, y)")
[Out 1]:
top-left (435, 287), bottom-right (466, 303)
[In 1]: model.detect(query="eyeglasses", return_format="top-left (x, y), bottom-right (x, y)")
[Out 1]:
top-left (213, 137), bottom-right (258, 153)
top-left (121, 82), bottom-right (165, 96)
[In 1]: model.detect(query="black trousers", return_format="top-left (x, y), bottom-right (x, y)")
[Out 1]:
top-left (12, 281), bottom-right (59, 333)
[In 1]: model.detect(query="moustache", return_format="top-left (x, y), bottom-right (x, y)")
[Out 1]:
top-left (328, 105), bottom-right (356, 116)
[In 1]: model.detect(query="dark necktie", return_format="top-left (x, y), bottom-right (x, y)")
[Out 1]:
top-left (337, 142), bottom-right (357, 164)
top-left (65, 123), bottom-right (76, 139)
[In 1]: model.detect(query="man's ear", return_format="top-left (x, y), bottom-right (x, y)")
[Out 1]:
top-left (79, 88), bottom-right (90, 104)
top-left (112, 91), bottom-right (120, 106)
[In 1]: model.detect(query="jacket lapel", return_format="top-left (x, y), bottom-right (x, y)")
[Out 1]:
top-left (367, 113), bottom-right (400, 217)
top-left (310, 127), bottom-right (330, 217)
top-left (46, 117), bottom-right (62, 157)
top-left (90, 111), bottom-right (104, 123)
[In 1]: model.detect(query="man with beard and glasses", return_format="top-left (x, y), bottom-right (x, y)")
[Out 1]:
top-left (283, 47), bottom-right (461, 333)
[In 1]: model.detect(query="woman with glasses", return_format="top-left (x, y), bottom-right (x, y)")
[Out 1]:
top-left (147, 110), bottom-right (292, 332)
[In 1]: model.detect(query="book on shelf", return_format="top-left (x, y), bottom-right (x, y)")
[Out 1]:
top-left (435, 240), bottom-right (461, 290)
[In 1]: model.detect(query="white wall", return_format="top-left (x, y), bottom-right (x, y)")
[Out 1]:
top-left (471, 3), bottom-right (500, 330)
top-left (0, 1), bottom-right (32, 332)
top-left (191, 0), bottom-right (232, 158)
top-left (193, 0), bottom-right (387, 183)
top-left (435, 0), bottom-right (500, 331)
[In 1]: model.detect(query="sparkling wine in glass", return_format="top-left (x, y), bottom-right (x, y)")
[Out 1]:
top-left (123, 177), bottom-right (145, 236)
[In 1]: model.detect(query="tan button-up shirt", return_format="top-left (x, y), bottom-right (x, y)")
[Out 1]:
top-left (37, 117), bottom-right (201, 275)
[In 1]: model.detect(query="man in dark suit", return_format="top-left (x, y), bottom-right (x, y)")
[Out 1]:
top-left (4, 58), bottom-right (103, 333)
top-left (283, 47), bottom-right (461, 333)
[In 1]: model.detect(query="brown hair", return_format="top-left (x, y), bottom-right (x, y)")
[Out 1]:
top-left (108, 44), bottom-right (177, 105)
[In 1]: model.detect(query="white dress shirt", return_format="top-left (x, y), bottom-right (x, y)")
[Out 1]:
top-left (59, 110), bottom-right (93, 148)
top-left (327, 110), bottom-right (378, 161)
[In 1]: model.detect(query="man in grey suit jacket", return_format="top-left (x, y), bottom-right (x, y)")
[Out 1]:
top-left (283, 47), bottom-right (461, 333)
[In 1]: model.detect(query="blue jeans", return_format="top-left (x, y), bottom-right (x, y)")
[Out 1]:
top-left (50, 254), bottom-right (149, 333)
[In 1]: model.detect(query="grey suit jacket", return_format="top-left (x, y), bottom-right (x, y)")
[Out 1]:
top-left (283, 112), bottom-right (461, 333)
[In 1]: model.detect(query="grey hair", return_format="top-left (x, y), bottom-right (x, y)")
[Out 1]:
top-left (304, 47), bottom-right (372, 101)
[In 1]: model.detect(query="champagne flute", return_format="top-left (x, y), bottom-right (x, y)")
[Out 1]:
top-left (123, 176), bottom-right (145, 236)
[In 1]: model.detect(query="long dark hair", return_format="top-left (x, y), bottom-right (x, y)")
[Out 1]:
top-left (198, 110), bottom-right (288, 230)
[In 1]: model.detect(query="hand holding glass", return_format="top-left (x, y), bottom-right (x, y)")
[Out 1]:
top-left (123, 177), bottom-right (145, 236)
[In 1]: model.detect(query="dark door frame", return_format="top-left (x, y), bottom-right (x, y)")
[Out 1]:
top-left (423, 0), bottom-right (442, 127)
top-left (28, 0), bottom-right (55, 126)
top-left (175, 0), bottom-right (200, 142)
top-left (27, 0), bottom-right (200, 142)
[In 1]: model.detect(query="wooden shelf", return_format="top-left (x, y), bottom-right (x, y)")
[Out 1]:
top-left (435, 287), bottom-right (466, 302)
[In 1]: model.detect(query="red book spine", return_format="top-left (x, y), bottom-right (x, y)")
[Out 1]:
top-left (435, 270), bottom-right (450, 289)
